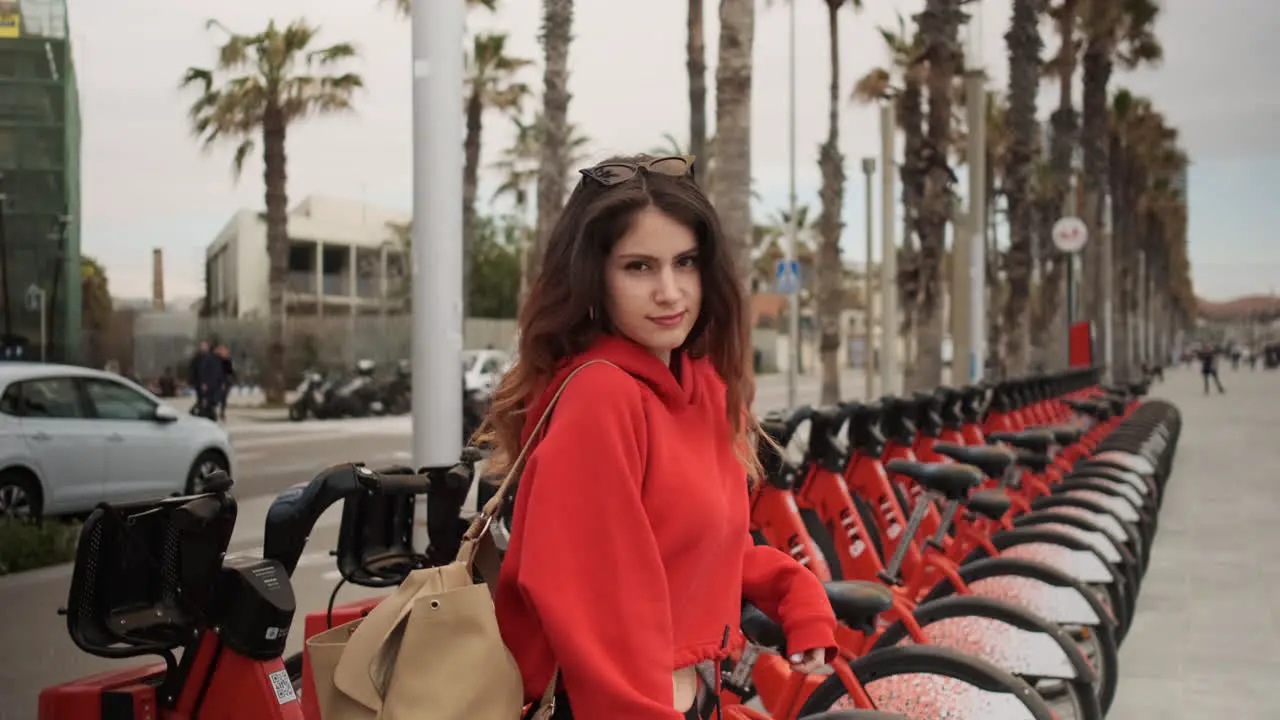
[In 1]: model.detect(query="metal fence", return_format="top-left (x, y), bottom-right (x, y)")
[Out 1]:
top-left (186, 315), bottom-right (519, 386)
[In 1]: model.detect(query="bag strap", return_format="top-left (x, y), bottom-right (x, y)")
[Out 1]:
top-left (462, 359), bottom-right (615, 719)
top-left (462, 359), bottom-right (620, 541)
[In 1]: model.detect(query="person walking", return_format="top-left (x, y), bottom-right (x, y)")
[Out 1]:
top-left (196, 343), bottom-right (227, 419)
top-left (216, 344), bottom-right (236, 421)
top-left (188, 340), bottom-right (210, 415)
top-left (1198, 346), bottom-right (1225, 395)
top-left (477, 154), bottom-right (836, 720)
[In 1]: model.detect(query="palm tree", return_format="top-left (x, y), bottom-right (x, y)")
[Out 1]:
top-left (713, 0), bottom-right (756, 288)
top-left (463, 32), bottom-right (531, 314)
top-left (1077, 0), bottom-right (1162, 366)
top-left (492, 111), bottom-right (591, 303)
top-left (1029, 0), bottom-right (1080, 369)
top-left (908, 0), bottom-right (965, 391)
top-left (687, 0), bottom-right (709, 187)
top-left (181, 19), bottom-right (362, 404)
top-left (1000, 0), bottom-right (1045, 376)
top-left (530, 0), bottom-right (575, 293)
top-left (810, 0), bottom-right (862, 404)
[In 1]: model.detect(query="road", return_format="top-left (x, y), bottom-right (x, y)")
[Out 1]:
top-left (0, 366), bottom-right (907, 718)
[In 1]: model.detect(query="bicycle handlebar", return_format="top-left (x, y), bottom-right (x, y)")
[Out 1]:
top-left (262, 463), bottom-right (432, 577)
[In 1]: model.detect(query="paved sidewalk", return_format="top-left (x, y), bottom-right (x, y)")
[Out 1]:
top-left (1107, 366), bottom-right (1279, 718)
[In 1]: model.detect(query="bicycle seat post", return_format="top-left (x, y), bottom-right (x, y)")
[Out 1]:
top-left (878, 494), bottom-right (933, 585)
top-left (926, 499), bottom-right (960, 550)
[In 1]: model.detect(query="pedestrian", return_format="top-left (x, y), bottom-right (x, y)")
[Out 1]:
top-left (217, 344), bottom-right (236, 421)
top-left (475, 154), bottom-right (836, 719)
top-left (1198, 346), bottom-right (1225, 395)
top-left (188, 340), bottom-right (210, 415)
top-left (196, 343), bottom-right (227, 419)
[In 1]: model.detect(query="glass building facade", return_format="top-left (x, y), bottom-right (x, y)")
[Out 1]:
top-left (0, 0), bottom-right (81, 362)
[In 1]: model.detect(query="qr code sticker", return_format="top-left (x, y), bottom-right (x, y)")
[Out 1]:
top-left (269, 669), bottom-right (298, 704)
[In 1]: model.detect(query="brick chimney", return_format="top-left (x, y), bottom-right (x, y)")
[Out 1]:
top-left (152, 248), bottom-right (165, 310)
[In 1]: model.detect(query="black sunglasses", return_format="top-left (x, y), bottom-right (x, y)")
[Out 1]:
top-left (578, 155), bottom-right (696, 187)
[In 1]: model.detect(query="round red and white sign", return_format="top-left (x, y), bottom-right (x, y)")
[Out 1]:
top-left (1052, 216), bottom-right (1088, 253)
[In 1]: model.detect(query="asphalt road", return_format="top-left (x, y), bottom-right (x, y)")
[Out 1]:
top-left (0, 366), bottom-right (892, 718)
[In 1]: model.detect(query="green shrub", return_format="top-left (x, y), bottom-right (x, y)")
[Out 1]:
top-left (0, 519), bottom-right (82, 575)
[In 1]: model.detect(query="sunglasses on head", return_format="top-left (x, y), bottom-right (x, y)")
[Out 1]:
top-left (578, 155), bottom-right (696, 187)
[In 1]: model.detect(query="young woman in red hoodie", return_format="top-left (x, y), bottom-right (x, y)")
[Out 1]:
top-left (476, 155), bottom-right (838, 719)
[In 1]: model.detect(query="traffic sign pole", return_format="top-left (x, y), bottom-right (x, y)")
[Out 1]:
top-left (1052, 216), bottom-right (1088, 366)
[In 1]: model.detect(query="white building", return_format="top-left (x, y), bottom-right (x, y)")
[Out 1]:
top-left (204, 195), bottom-right (410, 318)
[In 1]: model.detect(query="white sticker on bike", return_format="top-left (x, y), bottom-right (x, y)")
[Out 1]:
top-left (269, 669), bottom-right (298, 704)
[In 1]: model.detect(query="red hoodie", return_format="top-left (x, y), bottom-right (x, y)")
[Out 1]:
top-left (495, 334), bottom-right (837, 718)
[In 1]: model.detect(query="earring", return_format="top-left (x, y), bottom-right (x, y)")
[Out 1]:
top-left (588, 306), bottom-right (597, 321)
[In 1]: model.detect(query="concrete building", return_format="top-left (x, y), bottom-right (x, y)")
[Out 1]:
top-left (204, 195), bottom-right (410, 318)
top-left (0, 0), bottom-right (82, 361)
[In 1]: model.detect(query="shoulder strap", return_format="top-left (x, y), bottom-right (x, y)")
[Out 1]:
top-left (463, 359), bottom-right (620, 541)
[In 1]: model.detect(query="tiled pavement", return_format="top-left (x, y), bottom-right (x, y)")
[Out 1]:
top-left (1106, 366), bottom-right (1279, 718)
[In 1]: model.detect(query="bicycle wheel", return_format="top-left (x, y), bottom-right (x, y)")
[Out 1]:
top-left (797, 645), bottom-right (1055, 719)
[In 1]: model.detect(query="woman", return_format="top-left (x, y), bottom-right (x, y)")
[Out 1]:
top-left (478, 155), bottom-right (837, 719)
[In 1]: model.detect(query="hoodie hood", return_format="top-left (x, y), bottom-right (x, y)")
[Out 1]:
top-left (523, 334), bottom-right (704, 441)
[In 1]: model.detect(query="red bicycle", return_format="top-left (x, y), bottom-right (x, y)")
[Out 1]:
top-left (746, 404), bottom-right (1104, 719)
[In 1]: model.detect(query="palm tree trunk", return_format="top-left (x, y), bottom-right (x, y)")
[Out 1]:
top-left (262, 108), bottom-right (290, 405)
top-left (687, 0), bottom-right (708, 186)
top-left (1001, 0), bottom-right (1042, 377)
top-left (1032, 0), bottom-right (1077, 369)
top-left (908, 0), bottom-right (962, 391)
top-left (712, 0), bottom-right (755, 285)
top-left (816, 3), bottom-right (845, 404)
top-left (898, 80), bottom-right (925, 379)
top-left (531, 0), bottom-right (574, 289)
top-left (1079, 27), bottom-right (1113, 368)
top-left (462, 88), bottom-right (484, 316)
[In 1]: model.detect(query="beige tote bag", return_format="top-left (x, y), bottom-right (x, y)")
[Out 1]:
top-left (308, 361), bottom-right (618, 719)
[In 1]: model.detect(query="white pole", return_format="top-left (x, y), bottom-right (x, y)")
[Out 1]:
top-left (38, 289), bottom-right (46, 362)
top-left (785, 0), bottom-right (800, 406)
top-left (966, 72), bottom-right (986, 382)
top-left (861, 158), bottom-right (876, 400)
top-left (410, 0), bottom-right (465, 467)
top-left (878, 102), bottom-right (898, 395)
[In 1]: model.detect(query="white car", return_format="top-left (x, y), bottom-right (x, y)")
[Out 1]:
top-left (462, 349), bottom-right (511, 398)
top-left (0, 363), bottom-right (235, 520)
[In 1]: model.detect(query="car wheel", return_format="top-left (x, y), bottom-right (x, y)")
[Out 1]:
top-left (0, 469), bottom-right (42, 522)
top-left (185, 451), bottom-right (230, 495)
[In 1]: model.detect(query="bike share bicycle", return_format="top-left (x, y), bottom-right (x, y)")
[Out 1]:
top-left (743, 399), bottom-right (1101, 719)
top-left (743, 367), bottom-right (1180, 717)
top-left (37, 460), bottom-right (918, 720)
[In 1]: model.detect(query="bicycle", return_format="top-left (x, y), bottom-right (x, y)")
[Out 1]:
top-left (748, 408), bottom-right (1104, 720)
top-left (36, 463), bottom-right (441, 720)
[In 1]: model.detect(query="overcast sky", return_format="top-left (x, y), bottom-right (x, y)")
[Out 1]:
top-left (65, 0), bottom-right (1279, 302)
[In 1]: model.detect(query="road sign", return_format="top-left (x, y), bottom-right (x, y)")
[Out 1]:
top-left (1052, 216), bottom-right (1088, 253)
top-left (775, 260), bottom-right (801, 295)
top-left (24, 284), bottom-right (42, 312)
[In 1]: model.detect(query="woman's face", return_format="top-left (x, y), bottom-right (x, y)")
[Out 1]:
top-left (603, 206), bottom-right (702, 364)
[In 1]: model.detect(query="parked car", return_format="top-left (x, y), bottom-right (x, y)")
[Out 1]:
top-left (462, 349), bottom-right (511, 398)
top-left (0, 363), bottom-right (235, 520)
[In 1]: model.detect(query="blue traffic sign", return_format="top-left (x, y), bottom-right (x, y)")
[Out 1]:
top-left (775, 260), bottom-right (801, 295)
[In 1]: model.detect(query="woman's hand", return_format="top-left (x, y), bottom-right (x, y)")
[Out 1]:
top-left (788, 648), bottom-right (826, 673)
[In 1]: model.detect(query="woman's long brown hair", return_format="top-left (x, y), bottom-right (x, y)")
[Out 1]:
top-left (473, 154), bottom-right (765, 480)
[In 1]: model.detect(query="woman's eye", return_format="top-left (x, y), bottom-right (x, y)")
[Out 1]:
top-left (677, 255), bottom-right (699, 268)
top-left (625, 261), bottom-right (651, 272)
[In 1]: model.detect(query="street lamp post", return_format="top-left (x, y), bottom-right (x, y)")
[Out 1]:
top-left (409, 0), bottom-right (465, 468)
top-left (784, 0), bottom-right (800, 407)
top-left (861, 157), bottom-right (876, 400)
top-left (25, 284), bottom-right (46, 361)
top-left (879, 102), bottom-right (898, 396)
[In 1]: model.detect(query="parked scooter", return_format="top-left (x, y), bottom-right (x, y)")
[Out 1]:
top-left (376, 359), bottom-right (412, 415)
top-left (288, 370), bottom-right (330, 421)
